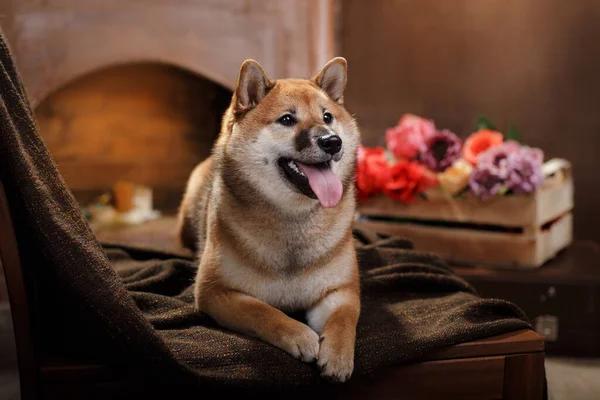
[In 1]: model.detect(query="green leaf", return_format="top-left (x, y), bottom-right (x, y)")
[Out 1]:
top-left (497, 186), bottom-right (509, 196)
top-left (506, 125), bottom-right (522, 143)
top-left (476, 116), bottom-right (496, 131)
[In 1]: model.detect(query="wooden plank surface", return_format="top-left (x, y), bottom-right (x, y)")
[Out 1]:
top-left (40, 355), bottom-right (517, 400)
top-left (94, 216), bottom-right (190, 257)
top-left (424, 330), bottom-right (544, 361)
top-left (355, 213), bottom-right (572, 268)
top-left (41, 355), bottom-right (507, 400)
top-left (359, 192), bottom-right (538, 228)
top-left (504, 353), bottom-right (546, 400)
top-left (336, 356), bottom-right (506, 400)
top-left (538, 212), bottom-right (573, 266)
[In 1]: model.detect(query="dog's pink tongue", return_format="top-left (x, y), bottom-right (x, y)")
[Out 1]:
top-left (296, 162), bottom-right (343, 208)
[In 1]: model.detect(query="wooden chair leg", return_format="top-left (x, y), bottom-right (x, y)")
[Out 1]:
top-left (504, 352), bottom-right (545, 400)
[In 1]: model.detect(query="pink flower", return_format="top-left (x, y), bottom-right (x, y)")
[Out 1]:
top-left (385, 114), bottom-right (436, 160)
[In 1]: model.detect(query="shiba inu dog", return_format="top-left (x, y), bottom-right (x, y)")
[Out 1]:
top-left (177, 57), bottom-right (361, 382)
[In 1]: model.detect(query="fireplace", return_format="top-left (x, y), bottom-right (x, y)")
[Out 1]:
top-left (34, 63), bottom-right (231, 211)
top-left (0, 0), bottom-right (336, 213)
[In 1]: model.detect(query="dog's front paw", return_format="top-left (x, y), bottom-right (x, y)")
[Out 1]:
top-left (273, 322), bottom-right (320, 363)
top-left (317, 336), bottom-right (354, 382)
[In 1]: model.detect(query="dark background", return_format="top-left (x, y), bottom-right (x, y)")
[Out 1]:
top-left (340, 0), bottom-right (599, 241)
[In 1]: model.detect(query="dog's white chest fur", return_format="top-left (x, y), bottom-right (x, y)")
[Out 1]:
top-left (219, 246), bottom-right (354, 311)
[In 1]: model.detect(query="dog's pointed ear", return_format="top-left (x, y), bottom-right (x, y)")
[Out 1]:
top-left (234, 59), bottom-right (272, 114)
top-left (312, 57), bottom-right (347, 104)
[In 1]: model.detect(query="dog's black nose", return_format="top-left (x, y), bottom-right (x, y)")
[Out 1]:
top-left (318, 135), bottom-right (342, 155)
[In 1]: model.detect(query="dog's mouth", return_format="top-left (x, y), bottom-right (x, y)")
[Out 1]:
top-left (277, 158), bottom-right (343, 208)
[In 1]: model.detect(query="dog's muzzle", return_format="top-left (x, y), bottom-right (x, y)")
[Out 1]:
top-left (318, 135), bottom-right (342, 156)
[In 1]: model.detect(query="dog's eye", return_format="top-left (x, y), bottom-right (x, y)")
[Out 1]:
top-left (277, 114), bottom-right (296, 127)
top-left (323, 111), bottom-right (333, 124)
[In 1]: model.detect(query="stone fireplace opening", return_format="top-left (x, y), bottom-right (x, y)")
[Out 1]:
top-left (34, 63), bottom-right (232, 213)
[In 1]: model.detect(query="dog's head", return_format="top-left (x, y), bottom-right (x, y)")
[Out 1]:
top-left (222, 57), bottom-right (360, 212)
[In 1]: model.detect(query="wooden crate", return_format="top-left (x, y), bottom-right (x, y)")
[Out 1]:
top-left (356, 159), bottom-right (573, 268)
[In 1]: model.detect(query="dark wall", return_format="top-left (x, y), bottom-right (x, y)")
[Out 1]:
top-left (340, 0), bottom-right (600, 241)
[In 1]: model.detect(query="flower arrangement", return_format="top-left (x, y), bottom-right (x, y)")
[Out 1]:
top-left (356, 114), bottom-right (545, 202)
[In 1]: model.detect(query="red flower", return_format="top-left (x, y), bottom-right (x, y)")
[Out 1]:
top-left (355, 146), bottom-right (390, 200)
top-left (383, 161), bottom-right (439, 203)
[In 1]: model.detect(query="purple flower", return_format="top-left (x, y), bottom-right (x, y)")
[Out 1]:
top-left (519, 145), bottom-right (544, 165)
top-left (506, 152), bottom-right (545, 194)
top-left (468, 166), bottom-right (506, 200)
top-left (419, 130), bottom-right (462, 172)
top-left (478, 141), bottom-right (519, 178)
top-left (469, 141), bottom-right (545, 199)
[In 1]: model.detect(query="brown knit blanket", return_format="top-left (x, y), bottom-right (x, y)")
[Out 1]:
top-left (0, 30), bottom-right (530, 390)
top-left (100, 228), bottom-right (530, 388)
